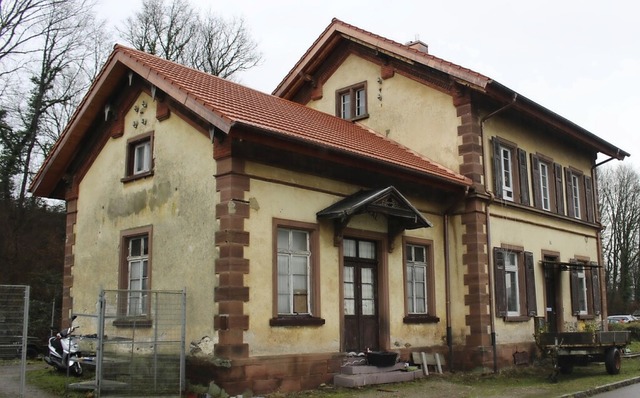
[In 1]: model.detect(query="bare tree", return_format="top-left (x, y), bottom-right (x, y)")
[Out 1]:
top-left (599, 164), bottom-right (640, 312)
top-left (119, 0), bottom-right (262, 78)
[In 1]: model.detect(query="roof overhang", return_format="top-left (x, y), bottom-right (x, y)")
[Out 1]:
top-left (317, 186), bottom-right (431, 252)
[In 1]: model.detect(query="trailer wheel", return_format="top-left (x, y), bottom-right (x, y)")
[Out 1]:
top-left (557, 357), bottom-right (574, 374)
top-left (605, 347), bottom-right (621, 375)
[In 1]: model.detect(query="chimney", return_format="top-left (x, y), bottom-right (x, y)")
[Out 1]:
top-left (406, 40), bottom-right (428, 54)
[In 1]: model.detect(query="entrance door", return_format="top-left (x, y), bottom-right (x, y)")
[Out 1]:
top-left (343, 238), bottom-right (379, 352)
top-left (544, 255), bottom-right (560, 333)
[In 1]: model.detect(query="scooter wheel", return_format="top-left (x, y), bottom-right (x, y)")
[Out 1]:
top-left (72, 362), bottom-right (83, 376)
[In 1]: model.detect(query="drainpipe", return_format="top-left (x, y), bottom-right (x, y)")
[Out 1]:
top-left (591, 154), bottom-right (617, 331)
top-left (479, 93), bottom-right (518, 373)
top-left (444, 187), bottom-right (469, 371)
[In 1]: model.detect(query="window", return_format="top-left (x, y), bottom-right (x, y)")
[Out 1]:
top-left (406, 244), bottom-right (428, 314)
top-left (493, 247), bottom-right (537, 320)
top-left (277, 228), bottom-right (310, 315)
top-left (569, 259), bottom-right (602, 318)
top-left (500, 146), bottom-right (514, 201)
top-left (123, 132), bottom-right (154, 181)
top-left (117, 226), bottom-right (152, 324)
top-left (504, 252), bottom-right (520, 316)
top-left (336, 82), bottom-right (368, 120)
top-left (270, 220), bottom-right (324, 326)
top-left (531, 154), bottom-right (564, 214)
top-left (403, 239), bottom-right (438, 323)
top-left (492, 137), bottom-right (529, 204)
top-left (565, 168), bottom-right (595, 222)
top-left (539, 162), bottom-right (550, 211)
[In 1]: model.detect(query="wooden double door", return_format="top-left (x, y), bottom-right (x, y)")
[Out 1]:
top-left (343, 238), bottom-right (379, 352)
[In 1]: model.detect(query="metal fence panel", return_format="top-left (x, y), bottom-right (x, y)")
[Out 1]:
top-left (96, 289), bottom-right (186, 397)
top-left (0, 285), bottom-right (30, 398)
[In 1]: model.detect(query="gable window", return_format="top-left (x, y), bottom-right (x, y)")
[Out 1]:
top-left (123, 131), bottom-right (154, 181)
top-left (493, 246), bottom-right (537, 321)
top-left (569, 259), bottom-right (601, 319)
top-left (336, 82), bottom-right (368, 121)
top-left (270, 220), bottom-right (324, 327)
top-left (565, 168), bottom-right (595, 222)
top-left (531, 154), bottom-right (564, 214)
top-left (116, 226), bottom-right (152, 324)
top-left (492, 137), bottom-right (530, 205)
top-left (403, 239), bottom-right (438, 323)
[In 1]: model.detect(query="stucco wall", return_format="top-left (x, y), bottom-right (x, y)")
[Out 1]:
top-left (72, 92), bottom-right (217, 342)
top-left (242, 161), bottom-right (450, 356)
top-left (307, 54), bottom-right (461, 172)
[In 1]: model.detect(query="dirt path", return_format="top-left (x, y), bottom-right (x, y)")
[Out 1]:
top-left (0, 362), bottom-right (58, 398)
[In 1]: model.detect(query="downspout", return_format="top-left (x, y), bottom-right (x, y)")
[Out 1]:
top-left (591, 155), bottom-right (617, 331)
top-left (479, 93), bottom-right (518, 373)
top-left (444, 186), bottom-right (469, 371)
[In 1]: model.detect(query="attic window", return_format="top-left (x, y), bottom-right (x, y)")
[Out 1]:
top-left (336, 82), bottom-right (368, 121)
top-left (122, 131), bottom-right (154, 182)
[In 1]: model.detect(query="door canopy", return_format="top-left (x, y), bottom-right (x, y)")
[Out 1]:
top-left (317, 186), bottom-right (432, 252)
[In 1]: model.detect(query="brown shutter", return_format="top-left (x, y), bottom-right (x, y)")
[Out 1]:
top-left (524, 251), bottom-right (537, 316)
top-left (591, 262), bottom-right (601, 315)
top-left (493, 139), bottom-right (503, 199)
top-left (518, 148), bottom-right (530, 206)
top-left (584, 175), bottom-right (594, 222)
top-left (493, 247), bottom-right (507, 317)
top-left (565, 168), bottom-right (575, 218)
top-left (569, 259), bottom-right (580, 315)
top-left (531, 155), bottom-right (542, 209)
top-left (554, 163), bottom-right (564, 215)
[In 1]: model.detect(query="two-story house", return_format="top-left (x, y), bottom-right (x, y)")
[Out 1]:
top-left (31, 19), bottom-right (628, 395)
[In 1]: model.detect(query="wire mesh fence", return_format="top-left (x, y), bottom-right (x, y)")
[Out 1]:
top-left (0, 285), bottom-right (30, 397)
top-left (92, 289), bottom-right (186, 397)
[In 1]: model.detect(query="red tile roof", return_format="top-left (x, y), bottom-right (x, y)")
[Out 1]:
top-left (32, 44), bottom-right (471, 197)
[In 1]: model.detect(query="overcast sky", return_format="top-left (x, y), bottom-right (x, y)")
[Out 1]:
top-left (96, 0), bottom-right (639, 167)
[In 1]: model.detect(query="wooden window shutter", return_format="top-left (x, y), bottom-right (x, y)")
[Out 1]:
top-left (493, 247), bottom-right (507, 317)
top-left (584, 176), bottom-right (594, 222)
top-left (518, 148), bottom-right (530, 206)
top-left (531, 155), bottom-right (542, 209)
top-left (524, 251), bottom-right (537, 316)
top-left (492, 139), bottom-right (503, 199)
top-left (591, 262), bottom-right (601, 315)
top-left (554, 163), bottom-right (564, 215)
top-left (569, 259), bottom-right (580, 315)
top-left (565, 168), bottom-right (575, 218)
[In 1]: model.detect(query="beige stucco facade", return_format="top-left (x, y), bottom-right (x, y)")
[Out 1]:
top-left (72, 92), bottom-right (217, 342)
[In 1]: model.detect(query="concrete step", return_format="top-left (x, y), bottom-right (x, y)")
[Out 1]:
top-left (333, 369), bottom-right (424, 388)
top-left (340, 363), bottom-right (405, 375)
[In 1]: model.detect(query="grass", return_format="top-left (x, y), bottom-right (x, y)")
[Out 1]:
top-left (25, 361), bottom-right (94, 398)
top-left (18, 348), bottom-right (640, 397)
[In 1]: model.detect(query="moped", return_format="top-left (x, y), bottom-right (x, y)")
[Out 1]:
top-left (43, 315), bottom-right (84, 375)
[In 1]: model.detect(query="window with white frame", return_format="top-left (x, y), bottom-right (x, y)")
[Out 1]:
top-left (126, 235), bottom-right (149, 315)
top-left (500, 146), bottom-right (514, 201)
top-left (336, 82), bottom-right (367, 120)
top-left (504, 251), bottom-right (520, 316)
top-left (406, 244), bottom-right (428, 314)
top-left (539, 162), bottom-right (550, 211)
top-left (576, 266), bottom-right (588, 315)
top-left (571, 173), bottom-right (581, 218)
top-left (124, 132), bottom-right (154, 180)
top-left (277, 228), bottom-right (311, 315)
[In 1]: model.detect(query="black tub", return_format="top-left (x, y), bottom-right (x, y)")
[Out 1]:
top-left (366, 351), bottom-right (398, 367)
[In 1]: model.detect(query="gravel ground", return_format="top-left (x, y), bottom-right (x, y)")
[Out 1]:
top-left (0, 361), bottom-right (58, 398)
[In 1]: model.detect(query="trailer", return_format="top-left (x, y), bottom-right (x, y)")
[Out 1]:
top-left (538, 331), bottom-right (630, 380)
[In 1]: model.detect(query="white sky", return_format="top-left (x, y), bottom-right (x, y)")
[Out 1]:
top-left (95, 0), bottom-right (640, 167)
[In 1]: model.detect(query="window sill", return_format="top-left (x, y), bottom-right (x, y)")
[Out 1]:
top-left (403, 314), bottom-right (440, 324)
top-left (113, 317), bottom-right (153, 328)
top-left (503, 315), bottom-right (530, 322)
top-left (270, 316), bottom-right (325, 327)
top-left (577, 314), bottom-right (595, 320)
top-left (121, 170), bottom-right (154, 183)
top-left (349, 113), bottom-right (369, 122)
